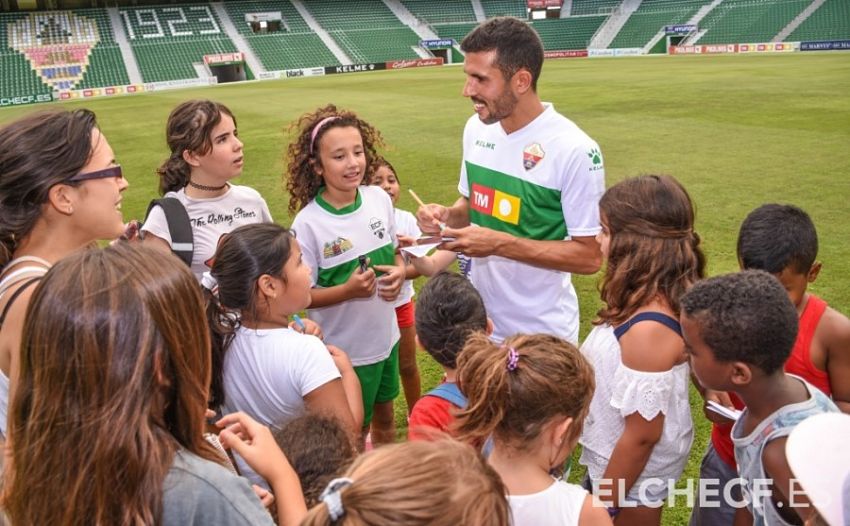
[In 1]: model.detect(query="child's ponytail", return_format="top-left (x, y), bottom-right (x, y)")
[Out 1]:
top-left (455, 333), bottom-right (596, 452)
top-left (158, 99), bottom-right (236, 195)
top-left (156, 154), bottom-right (192, 195)
top-left (453, 332), bottom-right (514, 447)
top-left (203, 223), bottom-right (296, 409)
top-left (203, 278), bottom-right (237, 408)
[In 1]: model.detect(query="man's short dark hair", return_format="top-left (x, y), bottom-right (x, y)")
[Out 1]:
top-left (737, 203), bottom-right (818, 274)
top-left (415, 272), bottom-right (488, 369)
top-left (461, 17), bottom-right (544, 91)
top-left (681, 270), bottom-right (798, 374)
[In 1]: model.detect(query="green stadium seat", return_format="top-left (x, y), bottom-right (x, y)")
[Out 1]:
top-left (480, 0), bottom-right (527, 19)
top-left (401, 0), bottom-right (477, 25)
top-left (697, 0), bottom-right (810, 45)
top-left (572, 0), bottom-right (623, 16)
top-left (533, 17), bottom-right (607, 50)
top-left (223, 0), bottom-right (336, 70)
top-left (119, 4), bottom-right (238, 82)
top-left (787, 0), bottom-right (850, 42)
top-left (303, 0), bottom-right (421, 62)
top-left (609, 0), bottom-right (704, 49)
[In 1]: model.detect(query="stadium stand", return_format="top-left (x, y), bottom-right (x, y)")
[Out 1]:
top-left (696, 0), bottom-right (809, 45)
top-left (401, 0), bottom-right (477, 24)
top-left (1, 9), bottom-right (128, 98)
top-left (433, 22), bottom-right (478, 43)
top-left (608, 0), bottom-right (704, 49)
top-left (571, 0), bottom-right (623, 16)
top-left (787, 0), bottom-right (850, 42)
top-left (303, 0), bottom-right (420, 63)
top-left (223, 0), bottom-right (337, 70)
top-left (480, 0), bottom-right (527, 19)
top-left (119, 4), bottom-right (238, 82)
top-left (533, 16), bottom-right (608, 50)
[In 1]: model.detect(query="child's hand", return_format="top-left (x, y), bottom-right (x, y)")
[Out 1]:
top-left (217, 412), bottom-right (294, 484)
top-left (289, 316), bottom-right (324, 340)
top-left (252, 484), bottom-right (276, 514)
top-left (110, 220), bottom-right (141, 245)
top-left (416, 203), bottom-right (448, 234)
top-left (374, 264), bottom-right (404, 302)
top-left (396, 234), bottom-right (417, 249)
top-left (344, 264), bottom-right (376, 299)
top-left (703, 389), bottom-right (736, 424)
top-left (327, 344), bottom-right (354, 373)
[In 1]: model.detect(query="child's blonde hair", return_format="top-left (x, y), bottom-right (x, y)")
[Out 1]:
top-left (454, 333), bottom-right (595, 451)
top-left (301, 439), bottom-right (509, 526)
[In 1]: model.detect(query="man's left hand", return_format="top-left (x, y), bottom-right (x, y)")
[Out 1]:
top-left (440, 226), bottom-right (507, 258)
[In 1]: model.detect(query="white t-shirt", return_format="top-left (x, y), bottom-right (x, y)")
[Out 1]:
top-left (221, 326), bottom-right (341, 487)
top-left (578, 324), bottom-right (693, 503)
top-left (141, 185), bottom-right (272, 280)
top-left (291, 185), bottom-right (400, 366)
top-left (458, 103), bottom-right (604, 343)
top-left (220, 326), bottom-right (340, 428)
top-left (508, 479), bottom-right (588, 526)
top-left (394, 208), bottom-right (421, 307)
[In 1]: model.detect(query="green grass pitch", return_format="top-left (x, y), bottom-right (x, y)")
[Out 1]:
top-left (2, 52), bottom-right (849, 523)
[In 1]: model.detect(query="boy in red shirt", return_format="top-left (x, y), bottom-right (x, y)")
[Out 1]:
top-left (408, 272), bottom-right (491, 440)
top-left (690, 204), bottom-right (850, 526)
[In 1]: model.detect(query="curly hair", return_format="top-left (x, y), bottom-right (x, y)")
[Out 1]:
top-left (273, 414), bottom-right (357, 508)
top-left (453, 333), bottom-right (595, 453)
top-left (596, 175), bottom-right (706, 325)
top-left (681, 270), bottom-right (798, 374)
top-left (365, 155), bottom-right (398, 185)
top-left (284, 104), bottom-right (384, 214)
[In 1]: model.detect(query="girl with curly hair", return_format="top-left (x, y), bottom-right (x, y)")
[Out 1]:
top-left (578, 175), bottom-right (706, 525)
top-left (285, 105), bottom-right (405, 447)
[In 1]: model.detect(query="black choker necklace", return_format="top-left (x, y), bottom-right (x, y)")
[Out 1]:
top-left (188, 180), bottom-right (228, 192)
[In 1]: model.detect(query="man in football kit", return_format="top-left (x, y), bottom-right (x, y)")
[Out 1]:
top-left (417, 17), bottom-right (605, 343)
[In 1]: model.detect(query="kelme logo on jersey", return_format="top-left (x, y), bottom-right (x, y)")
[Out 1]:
top-left (470, 183), bottom-right (521, 225)
top-left (523, 143), bottom-right (545, 171)
top-left (323, 237), bottom-right (353, 258)
top-left (587, 148), bottom-right (603, 171)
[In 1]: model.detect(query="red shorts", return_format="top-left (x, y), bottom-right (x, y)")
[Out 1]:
top-left (395, 300), bottom-right (415, 329)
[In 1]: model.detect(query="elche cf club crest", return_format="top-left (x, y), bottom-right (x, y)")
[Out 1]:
top-left (8, 12), bottom-right (100, 90)
top-left (523, 143), bottom-right (545, 171)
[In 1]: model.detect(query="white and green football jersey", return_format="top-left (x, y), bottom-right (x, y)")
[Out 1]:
top-left (458, 103), bottom-right (605, 343)
top-left (292, 185), bottom-right (400, 366)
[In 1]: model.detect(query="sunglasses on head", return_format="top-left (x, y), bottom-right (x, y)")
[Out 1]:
top-left (67, 165), bottom-right (123, 183)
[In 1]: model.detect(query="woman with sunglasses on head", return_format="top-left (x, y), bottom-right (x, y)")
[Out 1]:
top-left (0, 108), bottom-right (129, 449)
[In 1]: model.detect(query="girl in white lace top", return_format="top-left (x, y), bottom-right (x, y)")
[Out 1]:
top-left (578, 175), bottom-right (706, 525)
top-left (454, 333), bottom-right (612, 526)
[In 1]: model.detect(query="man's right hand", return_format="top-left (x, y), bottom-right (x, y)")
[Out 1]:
top-left (416, 203), bottom-right (449, 234)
